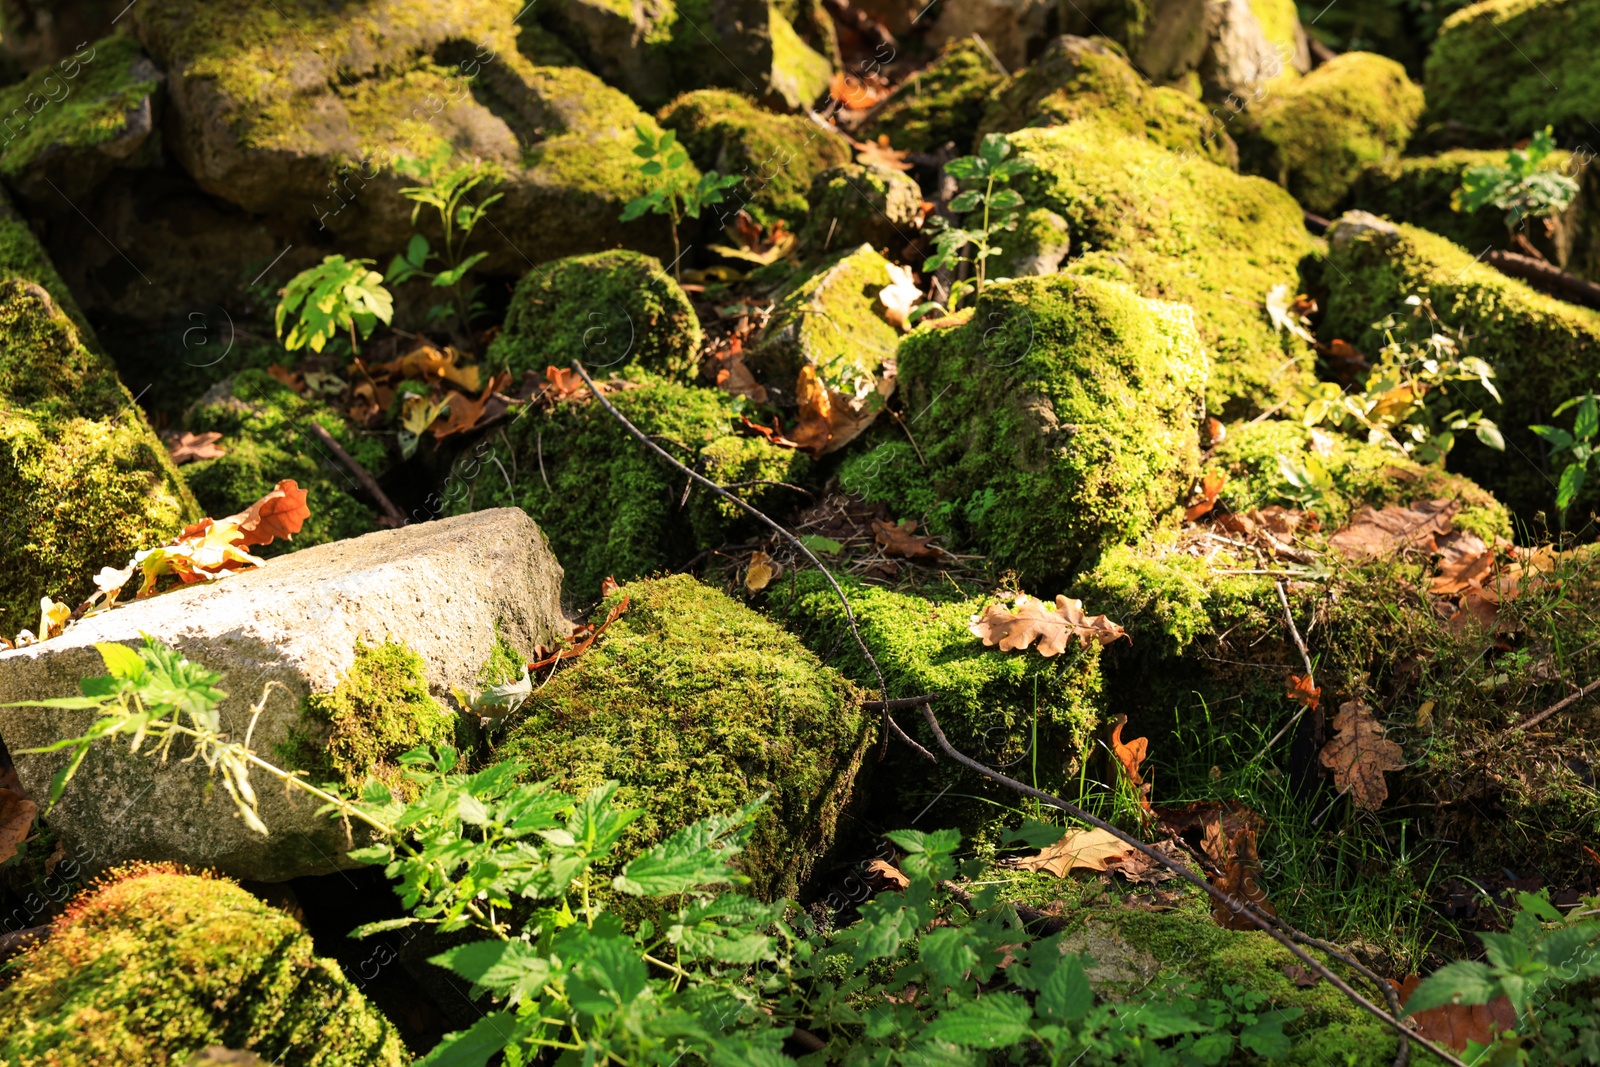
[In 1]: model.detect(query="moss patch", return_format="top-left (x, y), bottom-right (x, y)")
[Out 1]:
top-left (0, 866), bottom-right (405, 1066)
top-left (488, 250), bottom-right (703, 380)
top-left (1009, 120), bottom-right (1321, 416)
top-left (857, 36), bottom-right (1007, 153)
top-left (860, 273), bottom-right (1207, 588)
top-left (800, 163), bottom-right (923, 254)
top-left (182, 369), bottom-right (387, 554)
top-left (496, 574), bottom-right (872, 901)
top-left (977, 35), bottom-right (1237, 168)
top-left (1238, 52), bottom-right (1423, 216)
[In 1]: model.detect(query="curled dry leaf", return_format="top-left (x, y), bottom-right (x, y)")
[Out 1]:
top-left (224, 479), bottom-right (311, 549)
top-left (968, 594), bottom-right (1129, 658)
top-left (865, 858), bottom-right (911, 890)
top-left (166, 431), bottom-right (227, 465)
top-left (745, 550), bottom-right (781, 593)
top-left (1390, 974), bottom-right (1518, 1051)
top-left (1285, 673), bottom-right (1321, 711)
top-left (1329, 499), bottom-right (1458, 558)
top-left (0, 764), bottom-right (36, 866)
top-left (872, 518), bottom-right (940, 560)
top-left (1210, 827), bottom-right (1277, 930)
top-left (431, 372), bottom-right (511, 439)
top-left (1009, 827), bottom-right (1138, 877)
top-left (370, 342), bottom-right (481, 392)
top-left (1318, 698), bottom-right (1406, 810)
top-left (1184, 470), bottom-right (1226, 522)
top-left (1111, 715), bottom-right (1153, 816)
top-left (788, 364), bottom-right (834, 456)
top-left (712, 339), bottom-right (768, 404)
top-left (879, 263), bottom-right (923, 332)
top-left (1203, 416), bottom-right (1226, 446)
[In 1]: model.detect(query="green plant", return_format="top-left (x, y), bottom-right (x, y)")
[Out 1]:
top-left (1454, 127), bottom-right (1580, 249)
top-left (919, 132), bottom-right (1034, 317)
top-left (1299, 295), bottom-right (1503, 465)
top-left (619, 125), bottom-right (741, 280)
top-left (1531, 386), bottom-right (1600, 527)
top-left (275, 255), bottom-right (393, 355)
top-left (387, 146), bottom-right (504, 339)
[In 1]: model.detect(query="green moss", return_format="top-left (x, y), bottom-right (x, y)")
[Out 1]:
top-left (496, 574), bottom-right (871, 901)
top-left (767, 571), bottom-right (1105, 834)
top-left (1250, 0), bottom-right (1306, 84)
top-left (800, 163), bottom-right (923, 254)
top-left (0, 867), bottom-right (405, 1066)
top-left (0, 34), bottom-right (156, 181)
top-left (1321, 214), bottom-right (1600, 520)
top-left (479, 626), bottom-right (527, 687)
top-left (767, 3), bottom-right (832, 109)
top-left (1345, 149), bottom-right (1531, 254)
top-left (977, 35), bottom-right (1237, 168)
top-left (182, 370), bottom-right (387, 554)
top-left (857, 36), bottom-right (1008, 153)
top-left (657, 88), bottom-right (851, 226)
top-left (1238, 52), bottom-right (1424, 215)
top-left (1424, 0), bottom-right (1600, 142)
top-left (488, 251), bottom-right (702, 380)
top-left (1009, 121), bottom-right (1321, 416)
top-left (870, 274), bottom-right (1206, 588)
top-left (446, 375), bottom-right (810, 603)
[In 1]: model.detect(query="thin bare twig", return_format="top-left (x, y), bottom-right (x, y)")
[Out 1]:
top-left (909, 700), bottom-right (1452, 1066)
top-left (862, 694), bottom-right (942, 711)
top-left (309, 421), bottom-right (405, 527)
top-left (1501, 674), bottom-right (1600, 737)
top-left (1255, 582), bottom-right (1315, 761)
top-left (570, 360), bottom-right (934, 763)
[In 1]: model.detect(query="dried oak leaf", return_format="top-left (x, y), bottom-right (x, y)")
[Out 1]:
top-left (167, 431), bottom-right (227, 465)
top-left (873, 518), bottom-right (940, 560)
top-left (1211, 827), bottom-right (1277, 930)
top-left (431, 373), bottom-right (510, 439)
top-left (373, 343), bottom-right (481, 392)
top-left (1390, 974), bottom-right (1518, 1050)
top-left (1318, 698), bottom-right (1406, 810)
top-left (1184, 470), bottom-right (1226, 521)
top-left (1329, 500), bottom-right (1458, 559)
top-left (712, 341), bottom-right (768, 404)
top-left (745, 550), bottom-right (781, 593)
top-left (0, 782), bottom-right (36, 866)
top-left (267, 363), bottom-right (306, 394)
top-left (1111, 715), bottom-right (1153, 815)
top-left (541, 365), bottom-right (586, 400)
top-left (968, 594), bottom-right (1129, 657)
top-left (224, 479), bottom-right (310, 549)
top-left (788, 365), bottom-right (834, 456)
top-left (1286, 673), bottom-right (1321, 711)
top-left (1010, 827), bottom-right (1137, 876)
top-left (1283, 964), bottom-right (1320, 988)
top-left (865, 858), bottom-right (910, 890)
top-left (1155, 800), bottom-right (1264, 870)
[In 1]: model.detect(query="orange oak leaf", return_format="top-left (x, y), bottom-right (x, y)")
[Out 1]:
top-left (1318, 698), bottom-right (1406, 810)
top-left (872, 518), bottom-right (940, 560)
top-left (1390, 975), bottom-right (1518, 1050)
top-left (1329, 500), bottom-right (1458, 558)
top-left (1112, 714), bottom-right (1154, 816)
top-left (1211, 827), bottom-right (1277, 930)
top-left (431, 373), bottom-right (509, 440)
top-left (167, 431), bottom-right (227, 465)
top-left (224, 479), bottom-right (310, 549)
top-left (1286, 673), bottom-right (1321, 711)
top-left (712, 342), bottom-right (768, 404)
top-left (1009, 827), bottom-right (1139, 877)
top-left (968, 594), bottom-right (1129, 657)
top-left (1184, 470), bottom-right (1226, 521)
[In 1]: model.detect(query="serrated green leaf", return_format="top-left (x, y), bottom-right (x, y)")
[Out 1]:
top-left (923, 992), bottom-right (1032, 1048)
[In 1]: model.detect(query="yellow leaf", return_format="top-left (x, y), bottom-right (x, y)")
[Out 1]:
top-left (745, 550), bottom-right (781, 593)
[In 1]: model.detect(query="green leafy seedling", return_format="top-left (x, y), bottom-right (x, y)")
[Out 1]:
top-left (619, 124), bottom-right (741, 280)
top-left (275, 254), bottom-right (393, 354)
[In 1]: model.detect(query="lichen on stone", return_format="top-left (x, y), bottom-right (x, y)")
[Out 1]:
top-left (0, 865), bottom-right (406, 1066)
top-left (495, 574), bottom-right (872, 901)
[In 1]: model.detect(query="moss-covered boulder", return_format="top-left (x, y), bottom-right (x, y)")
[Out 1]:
top-left (1238, 52), bottom-right (1424, 215)
top-left (977, 34), bottom-right (1237, 168)
top-left (1321, 210), bottom-right (1600, 519)
top-left (1058, 0), bottom-right (1211, 87)
top-left (800, 163), bottom-right (924, 254)
top-left (0, 34), bottom-right (160, 207)
top-left (0, 866), bottom-right (405, 1066)
top-left (748, 245), bottom-right (901, 438)
top-left (447, 376), bottom-right (809, 602)
top-left (182, 370), bottom-right (387, 554)
top-left (1008, 121), bottom-right (1320, 415)
top-left (131, 0), bottom-right (682, 267)
top-left (767, 572), bottom-right (1104, 836)
top-left (857, 36), bottom-right (1008, 153)
top-left (1247, 0), bottom-right (1310, 85)
top-left (0, 201), bottom-right (196, 637)
top-left (846, 274), bottom-right (1207, 588)
top-left (658, 88), bottom-right (851, 227)
top-left (1424, 0), bottom-right (1600, 142)
top-left (488, 251), bottom-right (703, 380)
top-left (496, 574), bottom-right (872, 901)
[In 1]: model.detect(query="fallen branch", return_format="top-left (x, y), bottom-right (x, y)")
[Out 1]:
top-left (309, 421), bottom-right (406, 528)
top-left (571, 360), bottom-right (935, 763)
top-left (862, 694), bottom-right (941, 711)
top-left (908, 700), bottom-right (1458, 1067)
top-left (1504, 674), bottom-right (1600, 736)
top-left (1255, 581), bottom-right (1317, 761)
top-left (1484, 250), bottom-right (1600, 310)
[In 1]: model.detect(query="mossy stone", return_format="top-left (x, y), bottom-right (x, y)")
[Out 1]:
top-left (657, 88), bottom-right (851, 227)
top-left (800, 163), bottom-right (923, 254)
top-left (977, 34), bottom-right (1238, 168)
top-left (488, 250), bottom-right (703, 380)
top-left (857, 36), bottom-right (1008, 153)
top-left (496, 574), bottom-right (872, 901)
top-left (1238, 51), bottom-right (1424, 215)
top-left (445, 375), bottom-right (810, 603)
top-left (1008, 120), bottom-right (1320, 416)
top-left (1424, 0), bottom-right (1600, 143)
top-left (863, 273), bottom-right (1207, 588)
top-left (0, 867), bottom-right (406, 1066)
top-left (182, 370), bottom-right (387, 554)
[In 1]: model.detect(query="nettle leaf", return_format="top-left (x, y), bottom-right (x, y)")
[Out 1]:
top-left (847, 899), bottom-right (918, 967)
top-left (1036, 953), bottom-right (1093, 1022)
top-left (417, 1010), bottom-right (522, 1067)
top-left (1404, 960), bottom-right (1499, 1015)
top-left (923, 992), bottom-right (1033, 1048)
top-left (568, 936), bottom-right (649, 1015)
top-left (917, 925), bottom-right (982, 990)
top-left (613, 796), bottom-right (761, 896)
top-left (431, 940), bottom-right (553, 999)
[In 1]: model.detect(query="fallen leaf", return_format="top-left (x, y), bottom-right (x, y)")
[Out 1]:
top-left (847, 132), bottom-right (913, 173)
top-left (739, 414), bottom-right (799, 448)
top-left (830, 70), bottom-right (890, 110)
top-left (873, 518), bottom-right (940, 560)
top-left (1329, 500), bottom-right (1459, 558)
top-left (371, 342), bottom-right (481, 392)
top-left (430, 373), bottom-right (509, 439)
top-left (267, 363), bottom-right (306, 394)
top-left (1286, 673), bottom-right (1321, 711)
top-left (712, 342), bottom-right (769, 404)
top-left (1154, 800), bottom-right (1264, 870)
top-left (1184, 470), bottom-right (1227, 521)
top-left (1283, 964), bottom-right (1320, 987)
top-left (1266, 284), bottom-right (1316, 344)
top-left (788, 364), bottom-right (834, 456)
top-left (37, 597), bottom-right (69, 640)
top-left (1211, 827), bottom-right (1277, 930)
top-left (223, 479), bottom-right (310, 549)
top-left (1204, 417), bottom-right (1226, 446)
top-left (1416, 699), bottom-right (1435, 728)
top-left (745, 550), bottom-right (781, 593)
top-left (968, 594), bottom-right (1129, 657)
top-left (1111, 715), bottom-right (1153, 815)
top-left (1010, 827), bottom-right (1138, 876)
top-left (167, 431), bottom-right (227, 465)
top-left (0, 782), bottom-right (36, 866)
top-left (1324, 338), bottom-right (1370, 383)
top-left (1318, 698), bottom-right (1406, 810)
top-left (1390, 974), bottom-right (1518, 1050)
top-left (600, 575), bottom-right (621, 598)
top-left (865, 858), bottom-right (910, 890)
top-left (879, 263), bottom-right (923, 332)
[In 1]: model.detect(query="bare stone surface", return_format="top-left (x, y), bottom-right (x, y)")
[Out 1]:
top-left (0, 508), bottom-right (565, 882)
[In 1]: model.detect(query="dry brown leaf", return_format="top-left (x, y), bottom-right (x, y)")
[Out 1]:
top-left (0, 783), bottom-right (36, 866)
top-left (1184, 470), bottom-right (1226, 521)
top-left (1283, 963), bottom-right (1320, 987)
top-left (1391, 974), bottom-right (1518, 1050)
top-left (600, 575), bottom-right (622, 598)
top-left (712, 341), bottom-right (768, 404)
top-left (1203, 416), bottom-right (1226, 446)
top-left (1155, 800), bottom-right (1264, 870)
top-left (849, 132), bottom-right (914, 173)
top-left (1318, 698), bottom-right (1406, 810)
top-left (224, 479), bottom-right (310, 549)
top-left (431, 373), bottom-right (509, 439)
top-left (1286, 673), bottom-right (1321, 711)
top-left (1111, 715), bottom-right (1153, 815)
top-left (788, 365), bottom-right (834, 456)
top-left (541, 365), bottom-right (586, 400)
top-left (745, 550), bottom-right (781, 593)
top-left (371, 343), bottom-right (481, 392)
top-left (872, 518), bottom-right (940, 560)
top-left (267, 363), bottom-right (306, 394)
top-left (879, 263), bottom-right (922, 332)
top-left (830, 71), bottom-right (890, 110)
top-left (865, 858), bottom-right (911, 890)
top-left (167, 431), bottom-right (227, 465)
top-left (739, 414), bottom-right (800, 449)
top-left (968, 594), bottom-right (1129, 657)
top-left (1329, 499), bottom-right (1458, 558)
top-left (1211, 827), bottom-right (1276, 930)
top-left (1010, 827), bottom-right (1137, 876)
